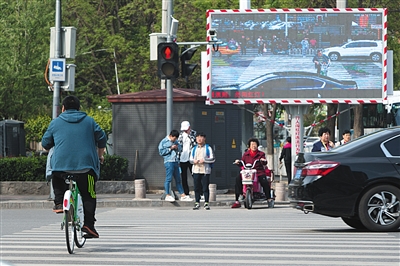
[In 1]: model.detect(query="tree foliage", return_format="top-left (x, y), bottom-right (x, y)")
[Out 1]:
top-left (0, 0), bottom-right (398, 125)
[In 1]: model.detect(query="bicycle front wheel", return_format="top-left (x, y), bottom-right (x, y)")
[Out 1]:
top-left (74, 225), bottom-right (86, 248)
top-left (65, 206), bottom-right (75, 254)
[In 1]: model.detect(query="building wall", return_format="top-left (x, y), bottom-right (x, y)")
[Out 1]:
top-left (111, 101), bottom-right (251, 190)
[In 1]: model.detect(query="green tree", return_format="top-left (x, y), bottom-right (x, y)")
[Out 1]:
top-left (0, 0), bottom-right (54, 120)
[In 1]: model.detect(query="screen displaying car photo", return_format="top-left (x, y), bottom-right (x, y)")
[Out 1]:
top-left (207, 9), bottom-right (386, 103)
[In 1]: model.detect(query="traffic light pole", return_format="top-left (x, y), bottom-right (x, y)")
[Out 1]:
top-left (165, 0), bottom-right (173, 135)
top-left (52, 0), bottom-right (62, 120)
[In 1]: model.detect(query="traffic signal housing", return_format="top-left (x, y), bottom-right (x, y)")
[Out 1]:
top-left (181, 46), bottom-right (198, 77)
top-left (157, 42), bottom-right (179, 79)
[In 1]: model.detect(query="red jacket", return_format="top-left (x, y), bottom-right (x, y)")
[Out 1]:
top-left (241, 149), bottom-right (267, 177)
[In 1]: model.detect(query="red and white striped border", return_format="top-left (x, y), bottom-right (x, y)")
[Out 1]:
top-left (205, 8), bottom-right (387, 105)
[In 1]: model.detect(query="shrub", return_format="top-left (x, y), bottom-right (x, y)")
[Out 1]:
top-left (0, 154), bottom-right (128, 181)
top-left (100, 154), bottom-right (129, 180)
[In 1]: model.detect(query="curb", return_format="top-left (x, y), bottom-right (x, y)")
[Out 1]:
top-left (0, 197), bottom-right (290, 209)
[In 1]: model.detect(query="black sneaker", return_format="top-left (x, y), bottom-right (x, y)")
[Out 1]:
top-left (204, 203), bottom-right (210, 210)
top-left (52, 204), bottom-right (63, 214)
top-left (82, 225), bottom-right (99, 238)
top-left (193, 203), bottom-right (200, 210)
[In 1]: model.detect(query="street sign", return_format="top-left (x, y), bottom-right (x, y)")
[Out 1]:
top-left (49, 58), bottom-right (66, 82)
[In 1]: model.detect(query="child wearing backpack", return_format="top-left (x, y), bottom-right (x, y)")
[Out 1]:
top-left (189, 132), bottom-right (215, 210)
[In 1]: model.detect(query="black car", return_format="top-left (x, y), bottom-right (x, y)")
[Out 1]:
top-left (212, 71), bottom-right (358, 99)
top-left (289, 127), bottom-right (400, 232)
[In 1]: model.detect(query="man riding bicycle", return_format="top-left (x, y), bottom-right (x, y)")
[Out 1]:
top-left (312, 49), bottom-right (330, 76)
top-left (42, 95), bottom-right (107, 238)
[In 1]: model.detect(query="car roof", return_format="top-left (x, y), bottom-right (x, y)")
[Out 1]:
top-left (212, 71), bottom-right (357, 91)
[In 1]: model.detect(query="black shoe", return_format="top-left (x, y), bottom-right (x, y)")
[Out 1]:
top-left (82, 225), bottom-right (99, 238)
top-left (52, 204), bottom-right (63, 214)
top-left (204, 203), bottom-right (210, 210)
top-left (193, 203), bottom-right (200, 210)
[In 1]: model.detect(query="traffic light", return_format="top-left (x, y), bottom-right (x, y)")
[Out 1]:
top-left (157, 42), bottom-right (179, 79)
top-left (180, 46), bottom-right (198, 77)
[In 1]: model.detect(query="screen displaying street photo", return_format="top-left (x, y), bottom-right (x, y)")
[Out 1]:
top-left (207, 9), bottom-right (386, 103)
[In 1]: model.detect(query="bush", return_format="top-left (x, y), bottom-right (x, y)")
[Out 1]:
top-left (100, 154), bottom-right (129, 180)
top-left (0, 156), bottom-right (47, 181)
top-left (0, 154), bottom-right (128, 181)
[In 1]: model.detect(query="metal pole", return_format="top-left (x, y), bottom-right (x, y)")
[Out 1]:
top-left (52, 0), bottom-right (62, 120)
top-left (166, 0), bottom-right (173, 135)
top-left (336, 0), bottom-right (351, 139)
top-left (113, 49), bottom-right (120, 95)
top-left (239, 0), bottom-right (250, 9)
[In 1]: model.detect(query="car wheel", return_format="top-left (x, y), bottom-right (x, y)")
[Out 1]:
top-left (359, 185), bottom-right (400, 232)
top-left (341, 217), bottom-right (366, 230)
top-left (328, 52), bottom-right (340, 61)
top-left (370, 53), bottom-right (381, 62)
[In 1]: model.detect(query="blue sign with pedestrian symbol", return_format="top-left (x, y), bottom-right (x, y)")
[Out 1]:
top-left (49, 58), bottom-right (66, 81)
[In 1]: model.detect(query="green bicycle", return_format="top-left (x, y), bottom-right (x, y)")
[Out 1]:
top-left (61, 174), bottom-right (86, 254)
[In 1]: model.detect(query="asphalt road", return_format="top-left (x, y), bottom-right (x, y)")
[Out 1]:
top-left (1, 206), bottom-right (399, 265)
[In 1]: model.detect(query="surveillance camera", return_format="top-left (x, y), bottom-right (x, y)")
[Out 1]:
top-left (209, 29), bottom-right (217, 37)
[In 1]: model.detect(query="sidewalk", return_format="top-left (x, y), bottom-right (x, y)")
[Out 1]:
top-left (0, 192), bottom-right (290, 209)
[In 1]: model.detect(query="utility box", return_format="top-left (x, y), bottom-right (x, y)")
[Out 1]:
top-left (61, 64), bottom-right (76, 91)
top-left (0, 120), bottom-right (26, 157)
top-left (50, 26), bottom-right (77, 59)
top-left (149, 33), bottom-right (167, 61)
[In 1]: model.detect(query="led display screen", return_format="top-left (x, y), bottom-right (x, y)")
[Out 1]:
top-left (205, 8), bottom-right (386, 104)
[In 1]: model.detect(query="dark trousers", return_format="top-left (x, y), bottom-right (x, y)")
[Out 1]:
top-left (52, 172), bottom-right (97, 227)
top-left (179, 161), bottom-right (192, 195)
top-left (193, 173), bottom-right (210, 203)
top-left (235, 174), bottom-right (272, 200)
top-left (284, 160), bottom-right (292, 184)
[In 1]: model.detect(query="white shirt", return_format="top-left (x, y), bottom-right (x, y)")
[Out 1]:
top-left (180, 132), bottom-right (191, 162)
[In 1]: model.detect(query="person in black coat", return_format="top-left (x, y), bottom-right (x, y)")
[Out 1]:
top-left (279, 137), bottom-right (292, 184)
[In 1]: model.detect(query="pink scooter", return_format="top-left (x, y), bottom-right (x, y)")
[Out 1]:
top-left (237, 159), bottom-right (274, 209)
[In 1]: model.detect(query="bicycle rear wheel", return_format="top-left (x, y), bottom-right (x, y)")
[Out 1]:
top-left (65, 206), bottom-right (75, 254)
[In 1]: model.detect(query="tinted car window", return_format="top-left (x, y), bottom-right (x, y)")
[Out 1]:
top-left (382, 136), bottom-right (400, 156)
top-left (346, 43), bottom-right (358, 48)
top-left (287, 78), bottom-right (324, 89)
top-left (364, 42), bottom-right (377, 47)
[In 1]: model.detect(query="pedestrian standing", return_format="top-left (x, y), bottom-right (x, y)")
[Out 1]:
top-left (279, 137), bottom-right (292, 184)
top-left (158, 130), bottom-right (193, 202)
top-left (177, 121), bottom-right (196, 197)
top-left (336, 129), bottom-right (351, 146)
top-left (190, 132), bottom-right (215, 210)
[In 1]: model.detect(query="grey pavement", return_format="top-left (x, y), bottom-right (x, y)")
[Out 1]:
top-left (0, 191), bottom-right (290, 209)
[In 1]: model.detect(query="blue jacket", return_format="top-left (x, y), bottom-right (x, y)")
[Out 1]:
top-left (41, 110), bottom-right (107, 179)
top-left (158, 136), bottom-right (182, 163)
top-left (311, 141), bottom-right (333, 152)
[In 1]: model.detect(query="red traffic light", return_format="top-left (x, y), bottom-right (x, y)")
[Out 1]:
top-left (163, 47), bottom-right (173, 60)
top-left (157, 42), bottom-right (179, 79)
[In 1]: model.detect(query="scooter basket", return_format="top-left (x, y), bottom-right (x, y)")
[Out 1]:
top-left (240, 169), bottom-right (256, 185)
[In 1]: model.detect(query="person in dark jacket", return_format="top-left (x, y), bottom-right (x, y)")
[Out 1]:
top-left (279, 137), bottom-right (292, 184)
top-left (42, 95), bottom-right (107, 238)
top-left (231, 138), bottom-right (272, 208)
top-left (312, 127), bottom-right (335, 152)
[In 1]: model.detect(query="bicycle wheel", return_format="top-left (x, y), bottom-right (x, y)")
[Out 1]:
top-left (74, 225), bottom-right (86, 248)
top-left (65, 205), bottom-right (75, 254)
